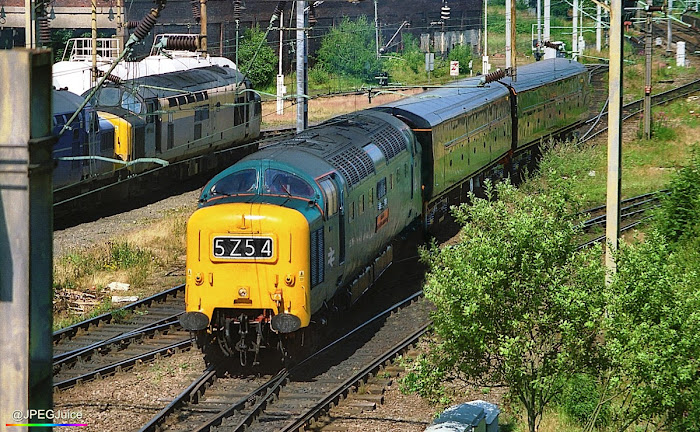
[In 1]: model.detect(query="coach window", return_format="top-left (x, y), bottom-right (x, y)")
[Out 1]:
top-left (360, 195), bottom-right (365, 214)
top-left (377, 177), bottom-right (387, 199)
top-left (350, 201), bottom-right (355, 221)
top-left (369, 187), bottom-right (374, 206)
top-left (389, 173), bottom-right (394, 190)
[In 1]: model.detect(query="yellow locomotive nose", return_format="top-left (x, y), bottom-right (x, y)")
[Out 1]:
top-left (182, 202), bottom-right (311, 333)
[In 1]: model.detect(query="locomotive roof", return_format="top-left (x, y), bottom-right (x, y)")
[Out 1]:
top-left (53, 88), bottom-right (90, 114)
top-left (102, 65), bottom-right (246, 98)
top-left (236, 110), bottom-right (414, 187)
top-left (371, 76), bottom-right (509, 128)
top-left (501, 58), bottom-right (587, 92)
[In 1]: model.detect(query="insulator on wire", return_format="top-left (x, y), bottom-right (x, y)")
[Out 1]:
top-left (441, 3), bottom-right (450, 21)
top-left (133, 11), bottom-right (157, 40)
top-left (191, 0), bottom-right (201, 23)
top-left (38, 15), bottom-right (51, 44)
top-left (233, 0), bottom-right (242, 20)
top-left (479, 68), bottom-right (506, 86)
top-left (126, 20), bottom-right (139, 29)
top-left (309, 4), bottom-right (317, 26)
top-left (165, 34), bottom-right (199, 51)
top-left (95, 69), bottom-right (123, 84)
top-left (274, 1), bottom-right (285, 16)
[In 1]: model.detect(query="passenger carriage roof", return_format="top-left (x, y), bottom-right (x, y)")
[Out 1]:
top-left (501, 58), bottom-right (587, 92)
top-left (371, 75), bottom-right (509, 128)
top-left (104, 65), bottom-right (246, 98)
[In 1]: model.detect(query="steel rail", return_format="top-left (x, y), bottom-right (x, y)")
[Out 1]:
top-left (581, 78), bottom-right (700, 143)
top-left (53, 314), bottom-right (182, 367)
top-left (54, 338), bottom-right (192, 390)
top-left (280, 323), bottom-right (431, 432)
top-left (191, 370), bottom-right (289, 432)
top-left (138, 365), bottom-right (218, 432)
top-left (53, 284), bottom-right (184, 344)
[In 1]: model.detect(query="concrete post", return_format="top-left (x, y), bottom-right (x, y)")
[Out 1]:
top-left (573, 0), bottom-right (579, 60)
top-left (505, 0), bottom-right (511, 68)
top-left (596, 3), bottom-right (602, 51)
top-left (296, 0), bottom-right (308, 133)
top-left (644, 12), bottom-right (652, 139)
top-left (0, 48), bottom-right (54, 432)
top-left (606, 0), bottom-right (623, 284)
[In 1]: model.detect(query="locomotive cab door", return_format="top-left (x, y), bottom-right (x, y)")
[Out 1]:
top-left (318, 176), bottom-right (345, 301)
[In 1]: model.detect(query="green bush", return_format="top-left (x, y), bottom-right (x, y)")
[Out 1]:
top-left (556, 374), bottom-right (610, 427)
top-left (315, 16), bottom-right (383, 82)
top-left (655, 149), bottom-right (700, 242)
top-left (238, 25), bottom-right (277, 88)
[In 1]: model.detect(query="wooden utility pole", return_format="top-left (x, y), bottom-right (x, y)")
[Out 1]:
top-left (606, 0), bottom-right (623, 284)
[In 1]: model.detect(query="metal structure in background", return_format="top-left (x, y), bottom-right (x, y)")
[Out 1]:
top-left (644, 5), bottom-right (663, 139)
top-left (296, 0), bottom-right (308, 133)
top-left (606, 0), bottom-right (623, 284)
top-left (0, 48), bottom-right (54, 432)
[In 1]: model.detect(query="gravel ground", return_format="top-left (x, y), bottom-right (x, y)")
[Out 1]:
top-left (53, 189), bottom-right (200, 258)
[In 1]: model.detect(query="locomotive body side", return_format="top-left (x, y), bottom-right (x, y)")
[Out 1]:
top-left (181, 111), bottom-right (421, 364)
top-left (52, 89), bottom-right (115, 189)
top-left (90, 66), bottom-right (261, 174)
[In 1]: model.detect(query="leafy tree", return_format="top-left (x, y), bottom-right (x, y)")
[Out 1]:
top-left (418, 180), bottom-right (605, 432)
top-left (600, 232), bottom-right (700, 431)
top-left (237, 25), bottom-right (277, 88)
top-left (655, 149), bottom-right (700, 243)
top-left (315, 16), bottom-right (382, 82)
top-left (448, 44), bottom-right (472, 74)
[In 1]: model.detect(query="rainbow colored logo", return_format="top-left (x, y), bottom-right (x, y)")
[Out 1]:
top-left (5, 424), bottom-right (87, 427)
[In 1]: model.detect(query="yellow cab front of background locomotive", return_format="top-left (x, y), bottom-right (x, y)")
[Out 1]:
top-left (183, 202), bottom-right (311, 334)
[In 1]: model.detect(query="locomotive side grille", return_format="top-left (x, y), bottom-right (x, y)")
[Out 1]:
top-left (329, 147), bottom-right (375, 186)
top-left (372, 126), bottom-right (405, 161)
top-left (310, 227), bottom-right (324, 288)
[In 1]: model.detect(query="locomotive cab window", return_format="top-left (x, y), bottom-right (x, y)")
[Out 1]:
top-left (208, 169), bottom-right (258, 197)
top-left (264, 169), bottom-right (314, 199)
top-left (121, 91), bottom-right (143, 114)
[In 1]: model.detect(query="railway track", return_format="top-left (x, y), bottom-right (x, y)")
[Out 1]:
top-left (138, 291), bottom-right (430, 432)
top-left (579, 190), bottom-right (667, 248)
top-left (53, 285), bottom-right (187, 390)
top-left (580, 78), bottom-right (700, 143)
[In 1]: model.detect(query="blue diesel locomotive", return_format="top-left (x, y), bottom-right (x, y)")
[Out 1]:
top-left (180, 58), bottom-right (590, 365)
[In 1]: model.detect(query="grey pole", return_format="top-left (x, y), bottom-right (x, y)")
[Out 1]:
top-left (0, 49), bottom-right (54, 432)
top-left (506, 0), bottom-right (511, 68)
top-left (296, 0), bottom-right (308, 133)
top-left (644, 11), bottom-right (652, 139)
top-left (596, 3), bottom-right (602, 51)
top-left (374, 0), bottom-right (380, 58)
top-left (537, 0), bottom-right (542, 55)
top-left (606, 0), bottom-right (623, 285)
top-left (667, 0), bottom-right (672, 52)
top-left (573, 0), bottom-right (579, 60)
